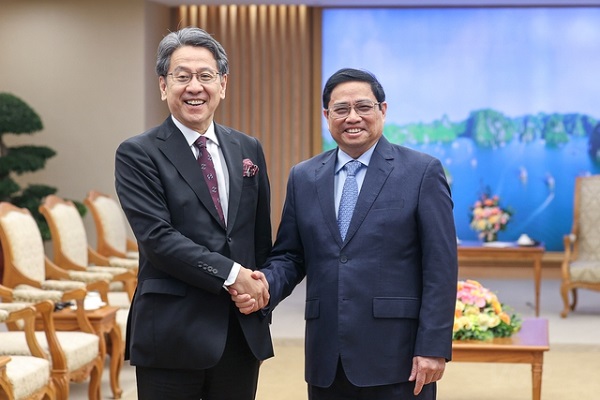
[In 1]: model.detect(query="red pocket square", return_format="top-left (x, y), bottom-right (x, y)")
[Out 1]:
top-left (242, 158), bottom-right (259, 177)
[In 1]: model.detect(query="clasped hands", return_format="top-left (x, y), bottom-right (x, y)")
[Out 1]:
top-left (228, 268), bottom-right (269, 314)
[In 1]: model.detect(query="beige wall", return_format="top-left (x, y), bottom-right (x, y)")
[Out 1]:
top-left (0, 0), bottom-right (170, 243)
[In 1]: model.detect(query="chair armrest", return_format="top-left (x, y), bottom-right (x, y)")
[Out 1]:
top-left (86, 280), bottom-right (109, 302)
top-left (126, 238), bottom-right (139, 252)
top-left (44, 257), bottom-right (72, 280)
top-left (33, 300), bottom-right (68, 371)
top-left (0, 284), bottom-right (14, 302)
top-left (60, 288), bottom-right (95, 334)
top-left (88, 246), bottom-right (110, 266)
top-left (4, 305), bottom-right (48, 360)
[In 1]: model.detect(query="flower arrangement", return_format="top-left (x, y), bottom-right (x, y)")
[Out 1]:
top-left (453, 280), bottom-right (522, 341)
top-left (469, 191), bottom-right (512, 242)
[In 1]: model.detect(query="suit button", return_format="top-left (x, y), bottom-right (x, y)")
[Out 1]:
top-left (340, 255), bottom-right (348, 263)
top-left (227, 237), bottom-right (232, 243)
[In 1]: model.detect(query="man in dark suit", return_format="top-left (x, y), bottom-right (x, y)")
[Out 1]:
top-left (115, 27), bottom-right (272, 400)
top-left (234, 68), bottom-right (458, 399)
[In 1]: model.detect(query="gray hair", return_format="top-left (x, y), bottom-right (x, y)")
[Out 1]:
top-left (155, 27), bottom-right (229, 76)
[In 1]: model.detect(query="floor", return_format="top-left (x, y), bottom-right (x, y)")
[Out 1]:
top-left (68, 277), bottom-right (600, 399)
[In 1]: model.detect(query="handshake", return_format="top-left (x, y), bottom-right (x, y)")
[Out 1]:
top-left (228, 267), bottom-right (269, 315)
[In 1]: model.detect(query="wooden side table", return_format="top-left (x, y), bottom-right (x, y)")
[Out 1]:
top-left (452, 318), bottom-right (549, 400)
top-left (37, 305), bottom-right (124, 399)
top-left (458, 241), bottom-right (545, 316)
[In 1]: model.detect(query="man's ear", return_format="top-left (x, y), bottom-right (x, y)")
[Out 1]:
top-left (159, 76), bottom-right (167, 101)
top-left (219, 74), bottom-right (228, 100)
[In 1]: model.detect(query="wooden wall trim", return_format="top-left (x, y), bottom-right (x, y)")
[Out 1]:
top-left (175, 5), bottom-right (322, 234)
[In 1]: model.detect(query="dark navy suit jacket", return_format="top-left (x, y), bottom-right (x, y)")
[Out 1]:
top-left (264, 136), bottom-right (458, 388)
top-left (115, 116), bottom-right (273, 368)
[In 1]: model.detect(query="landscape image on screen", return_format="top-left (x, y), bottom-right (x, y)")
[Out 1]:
top-left (322, 7), bottom-right (600, 251)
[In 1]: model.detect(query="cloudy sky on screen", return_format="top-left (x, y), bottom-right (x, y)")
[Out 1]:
top-left (322, 7), bottom-right (600, 125)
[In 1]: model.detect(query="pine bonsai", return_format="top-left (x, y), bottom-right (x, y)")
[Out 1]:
top-left (0, 92), bottom-right (84, 240)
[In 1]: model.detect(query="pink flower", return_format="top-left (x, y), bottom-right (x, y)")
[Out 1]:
top-left (242, 158), bottom-right (259, 177)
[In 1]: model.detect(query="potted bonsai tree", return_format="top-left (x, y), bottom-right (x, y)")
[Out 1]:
top-left (0, 92), bottom-right (84, 241)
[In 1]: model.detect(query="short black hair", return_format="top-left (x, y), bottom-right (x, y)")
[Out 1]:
top-left (322, 68), bottom-right (385, 109)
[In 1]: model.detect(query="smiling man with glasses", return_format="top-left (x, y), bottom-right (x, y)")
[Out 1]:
top-left (233, 68), bottom-right (458, 400)
top-left (115, 27), bottom-right (273, 400)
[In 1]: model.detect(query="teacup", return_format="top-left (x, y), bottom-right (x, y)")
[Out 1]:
top-left (517, 234), bottom-right (534, 246)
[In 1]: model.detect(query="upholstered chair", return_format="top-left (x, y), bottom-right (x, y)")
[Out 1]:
top-left (0, 296), bottom-right (103, 400)
top-left (0, 202), bottom-right (113, 300)
top-left (0, 305), bottom-right (56, 400)
top-left (39, 195), bottom-right (136, 302)
top-left (84, 190), bottom-right (139, 268)
top-left (560, 175), bottom-right (600, 317)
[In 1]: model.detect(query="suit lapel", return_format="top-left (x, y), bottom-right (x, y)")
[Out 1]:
top-left (156, 118), bottom-right (225, 228)
top-left (343, 138), bottom-right (394, 245)
top-left (215, 124), bottom-right (242, 232)
top-left (315, 151), bottom-right (343, 246)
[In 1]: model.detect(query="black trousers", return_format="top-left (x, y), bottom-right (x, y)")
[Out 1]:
top-left (308, 358), bottom-right (437, 400)
top-left (136, 310), bottom-right (260, 400)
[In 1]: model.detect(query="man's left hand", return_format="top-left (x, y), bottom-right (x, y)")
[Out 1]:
top-left (408, 356), bottom-right (446, 395)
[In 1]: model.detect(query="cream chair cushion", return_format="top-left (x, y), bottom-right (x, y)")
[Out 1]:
top-left (49, 203), bottom-right (130, 277)
top-left (569, 261), bottom-right (600, 282)
top-left (5, 355), bottom-right (51, 400)
top-left (0, 331), bottom-right (99, 372)
top-left (2, 208), bottom-right (113, 287)
top-left (50, 203), bottom-right (89, 266)
top-left (11, 285), bottom-right (64, 303)
top-left (94, 196), bottom-right (130, 255)
top-left (2, 211), bottom-right (46, 281)
top-left (108, 256), bottom-right (138, 270)
top-left (0, 309), bottom-right (52, 400)
top-left (568, 177), bottom-right (600, 283)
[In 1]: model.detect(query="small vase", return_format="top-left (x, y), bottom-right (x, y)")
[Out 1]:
top-left (483, 232), bottom-right (497, 242)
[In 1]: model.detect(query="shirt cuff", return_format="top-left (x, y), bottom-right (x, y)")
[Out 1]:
top-left (224, 262), bottom-right (241, 287)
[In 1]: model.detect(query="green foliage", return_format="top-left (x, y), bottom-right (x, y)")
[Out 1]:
top-left (0, 146), bottom-right (56, 176)
top-left (0, 92), bottom-right (83, 240)
top-left (0, 93), bottom-right (43, 135)
top-left (0, 178), bottom-right (21, 200)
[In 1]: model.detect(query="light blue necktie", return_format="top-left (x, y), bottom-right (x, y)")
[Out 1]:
top-left (337, 160), bottom-right (362, 240)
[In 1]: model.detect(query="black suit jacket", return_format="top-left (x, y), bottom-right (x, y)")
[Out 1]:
top-left (115, 116), bottom-right (273, 368)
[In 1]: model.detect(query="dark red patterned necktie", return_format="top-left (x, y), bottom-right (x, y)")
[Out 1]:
top-left (195, 136), bottom-right (225, 224)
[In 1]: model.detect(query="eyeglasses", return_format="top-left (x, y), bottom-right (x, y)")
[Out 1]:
top-left (327, 100), bottom-right (381, 119)
top-left (166, 70), bottom-right (221, 85)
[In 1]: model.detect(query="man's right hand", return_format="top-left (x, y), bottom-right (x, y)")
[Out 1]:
top-left (229, 268), bottom-right (269, 314)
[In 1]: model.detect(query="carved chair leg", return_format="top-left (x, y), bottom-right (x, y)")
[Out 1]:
top-left (560, 283), bottom-right (571, 318)
top-left (87, 357), bottom-right (103, 400)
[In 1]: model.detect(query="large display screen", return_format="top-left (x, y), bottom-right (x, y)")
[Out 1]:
top-left (322, 7), bottom-right (600, 250)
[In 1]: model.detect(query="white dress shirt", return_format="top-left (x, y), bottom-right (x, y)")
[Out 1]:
top-left (171, 116), bottom-right (240, 286)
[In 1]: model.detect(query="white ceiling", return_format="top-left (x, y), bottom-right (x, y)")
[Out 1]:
top-left (149, 0), bottom-right (600, 6)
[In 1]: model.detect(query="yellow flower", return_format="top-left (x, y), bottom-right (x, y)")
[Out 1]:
top-left (499, 312), bottom-right (511, 325)
top-left (491, 299), bottom-right (502, 314)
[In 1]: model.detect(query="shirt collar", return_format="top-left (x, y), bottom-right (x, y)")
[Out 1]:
top-left (171, 115), bottom-right (220, 148)
top-left (335, 141), bottom-right (378, 174)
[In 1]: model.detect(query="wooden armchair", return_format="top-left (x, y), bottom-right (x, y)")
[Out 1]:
top-left (84, 190), bottom-right (139, 266)
top-left (0, 356), bottom-right (11, 400)
top-left (561, 175), bottom-right (600, 317)
top-left (0, 304), bottom-right (56, 400)
top-left (39, 195), bottom-right (136, 302)
top-left (0, 202), bottom-right (113, 299)
top-left (0, 291), bottom-right (103, 400)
